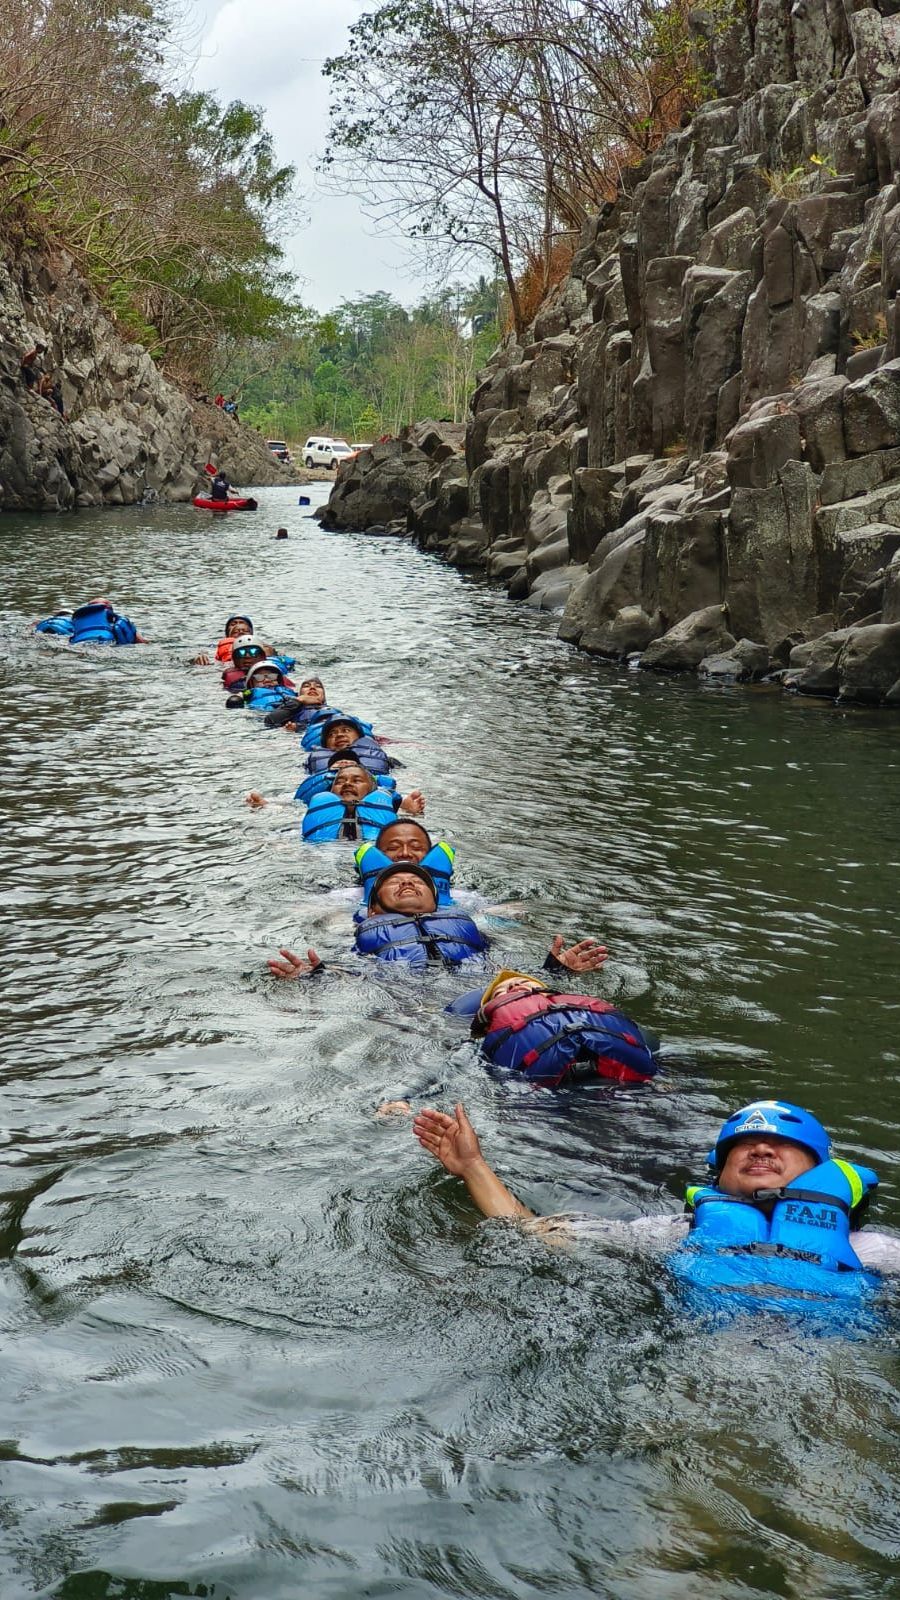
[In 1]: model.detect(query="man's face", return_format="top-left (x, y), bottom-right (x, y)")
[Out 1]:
top-left (375, 872), bottom-right (436, 914)
top-left (718, 1135), bottom-right (816, 1198)
top-left (379, 824), bottom-right (429, 864)
top-left (251, 668), bottom-right (280, 688)
top-left (488, 977), bottom-right (548, 1004)
top-left (227, 618), bottom-right (251, 637)
top-left (332, 768), bottom-right (374, 804)
top-left (299, 678), bottom-right (325, 706)
top-left (324, 721), bottom-right (359, 751)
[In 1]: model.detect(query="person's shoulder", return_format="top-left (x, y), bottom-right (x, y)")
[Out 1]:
top-left (851, 1229), bottom-right (900, 1274)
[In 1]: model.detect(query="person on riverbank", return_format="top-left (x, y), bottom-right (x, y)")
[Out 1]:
top-left (412, 1098), bottom-right (900, 1327)
top-left (20, 343), bottom-right (47, 390)
top-left (267, 864), bottom-right (605, 978)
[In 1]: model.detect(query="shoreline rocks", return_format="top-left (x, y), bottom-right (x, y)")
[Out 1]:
top-left (321, 0), bottom-right (900, 709)
top-left (0, 245), bottom-right (295, 512)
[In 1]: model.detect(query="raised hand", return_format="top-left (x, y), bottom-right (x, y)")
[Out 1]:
top-left (246, 790), bottom-right (267, 808)
top-left (400, 790), bottom-right (426, 815)
top-left (549, 934), bottom-right (608, 972)
top-left (267, 947), bottom-right (323, 980)
top-left (413, 1103), bottom-right (484, 1176)
top-left (192, 652), bottom-right (212, 666)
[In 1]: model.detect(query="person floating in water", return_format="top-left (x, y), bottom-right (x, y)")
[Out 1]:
top-left (35, 598), bottom-right (146, 644)
top-left (296, 764), bottom-right (426, 841)
top-left (444, 968), bottom-right (659, 1086)
top-left (267, 863), bottom-right (605, 977)
top-left (355, 820), bottom-right (456, 906)
top-left (192, 614), bottom-right (254, 666)
top-left (412, 1098), bottom-right (900, 1328)
top-left (225, 660), bottom-right (297, 712)
top-left (264, 675), bottom-right (341, 731)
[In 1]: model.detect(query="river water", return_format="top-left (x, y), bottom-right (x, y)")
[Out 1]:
top-left (1, 485), bottom-right (900, 1599)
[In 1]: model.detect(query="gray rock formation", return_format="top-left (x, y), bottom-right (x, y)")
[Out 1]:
top-left (322, 0), bottom-right (900, 705)
top-left (0, 245), bottom-right (293, 511)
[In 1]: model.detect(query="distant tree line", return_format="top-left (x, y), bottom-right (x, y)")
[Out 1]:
top-left (229, 283), bottom-right (501, 443)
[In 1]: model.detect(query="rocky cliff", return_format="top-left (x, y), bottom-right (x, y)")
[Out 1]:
top-left (0, 245), bottom-right (294, 511)
top-left (323, 0), bottom-right (900, 706)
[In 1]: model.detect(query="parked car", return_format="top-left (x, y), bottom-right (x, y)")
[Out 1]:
top-left (304, 437), bottom-right (354, 469)
top-left (266, 440), bottom-right (292, 464)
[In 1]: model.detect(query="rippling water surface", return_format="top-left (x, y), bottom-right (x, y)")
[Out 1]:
top-left (2, 487), bottom-right (900, 1599)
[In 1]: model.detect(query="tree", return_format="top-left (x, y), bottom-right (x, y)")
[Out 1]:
top-left (322, 0), bottom-right (704, 336)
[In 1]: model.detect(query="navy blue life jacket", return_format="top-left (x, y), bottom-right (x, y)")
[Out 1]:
top-left (70, 603), bottom-right (138, 645)
top-left (667, 1159), bottom-right (881, 1328)
top-left (294, 771), bottom-right (397, 807)
top-left (35, 612), bottom-right (74, 637)
top-left (302, 715), bottom-right (373, 751)
top-left (304, 736), bottom-right (391, 777)
top-left (477, 990), bottom-right (659, 1085)
top-left (354, 910), bottom-right (489, 970)
top-left (354, 841), bottom-right (456, 906)
top-left (302, 787), bottom-right (398, 842)
top-left (294, 704), bottom-right (340, 729)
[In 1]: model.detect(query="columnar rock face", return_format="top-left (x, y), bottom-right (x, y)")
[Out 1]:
top-left (324, 0), bottom-right (900, 705)
top-left (0, 246), bottom-right (293, 511)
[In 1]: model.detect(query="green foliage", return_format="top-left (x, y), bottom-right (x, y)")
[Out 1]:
top-left (228, 282), bottom-right (501, 441)
top-left (0, 0), bottom-right (301, 379)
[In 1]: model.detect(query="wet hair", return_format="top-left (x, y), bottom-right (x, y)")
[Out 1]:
top-left (326, 751), bottom-right (365, 769)
top-left (376, 820), bottom-right (431, 849)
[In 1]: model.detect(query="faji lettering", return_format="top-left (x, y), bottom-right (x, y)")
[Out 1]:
top-left (784, 1202), bottom-right (836, 1230)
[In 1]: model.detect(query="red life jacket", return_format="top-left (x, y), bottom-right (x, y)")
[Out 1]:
top-left (478, 990), bottom-right (658, 1085)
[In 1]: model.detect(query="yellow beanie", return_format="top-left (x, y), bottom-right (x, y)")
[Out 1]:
top-left (479, 969), bottom-right (550, 1008)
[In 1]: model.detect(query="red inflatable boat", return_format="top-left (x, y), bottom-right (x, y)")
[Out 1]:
top-left (193, 495), bottom-right (258, 512)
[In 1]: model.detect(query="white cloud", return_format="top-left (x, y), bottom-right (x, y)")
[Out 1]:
top-left (183, 0), bottom-right (432, 309)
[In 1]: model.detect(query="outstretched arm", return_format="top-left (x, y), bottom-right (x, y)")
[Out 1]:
top-left (546, 935), bottom-right (608, 973)
top-left (268, 947), bottom-right (323, 980)
top-left (413, 1103), bottom-right (533, 1220)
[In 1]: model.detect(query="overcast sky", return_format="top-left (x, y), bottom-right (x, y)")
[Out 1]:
top-left (183, 0), bottom-right (433, 313)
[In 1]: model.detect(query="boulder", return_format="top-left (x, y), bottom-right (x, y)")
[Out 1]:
top-left (837, 622), bottom-right (900, 703)
top-left (580, 605), bottom-right (660, 658)
top-left (640, 605), bottom-right (736, 672)
top-left (698, 638), bottom-right (772, 680)
top-left (784, 629), bottom-right (854, 695)
top-left (843, 361), bottom-right (900, 455)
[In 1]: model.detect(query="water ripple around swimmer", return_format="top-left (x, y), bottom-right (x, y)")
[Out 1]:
top-left (0, 489), bottom-right (899, 1597)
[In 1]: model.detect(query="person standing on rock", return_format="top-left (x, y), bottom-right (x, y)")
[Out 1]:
top-left (20, 343), bottom-right (47, 390)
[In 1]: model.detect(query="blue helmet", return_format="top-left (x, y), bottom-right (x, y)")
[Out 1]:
top-left (708, 1101), bottom-right (832, 1172)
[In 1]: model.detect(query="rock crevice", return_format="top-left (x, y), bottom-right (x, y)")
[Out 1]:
top-left (323, 0), bottom-right (900, 706)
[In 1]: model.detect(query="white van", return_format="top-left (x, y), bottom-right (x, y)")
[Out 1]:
top-left (304, 437), bottom-right (353, 469)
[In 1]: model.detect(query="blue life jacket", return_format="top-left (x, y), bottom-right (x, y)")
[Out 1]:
top-left (302, 715), bottom-right (373, 751)
top-left (294, 704), bottom-right (340, 729)
top-left (294, 771), bottom-right (397, 807)
top-left (354, 841), bottom-right (456, 906)
top-left (302, 787), bottom-right (398, 842)
top-left (268, 654), bottom-right (296, 675)
top-left (304, 736), bottom-right (391, 777)
top-left (354, 910), bottom-right (489, 969)
top-left (667, 1159), bottom-right (881, 1328)
top-left (70, 603), bottom-right (138, 645)
top-left (238, 684), bottom-right (297, 713)
top-left (477, 990), bottom-right (659, 1085)
top-left (35, 612), bottom-right (74, 637)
